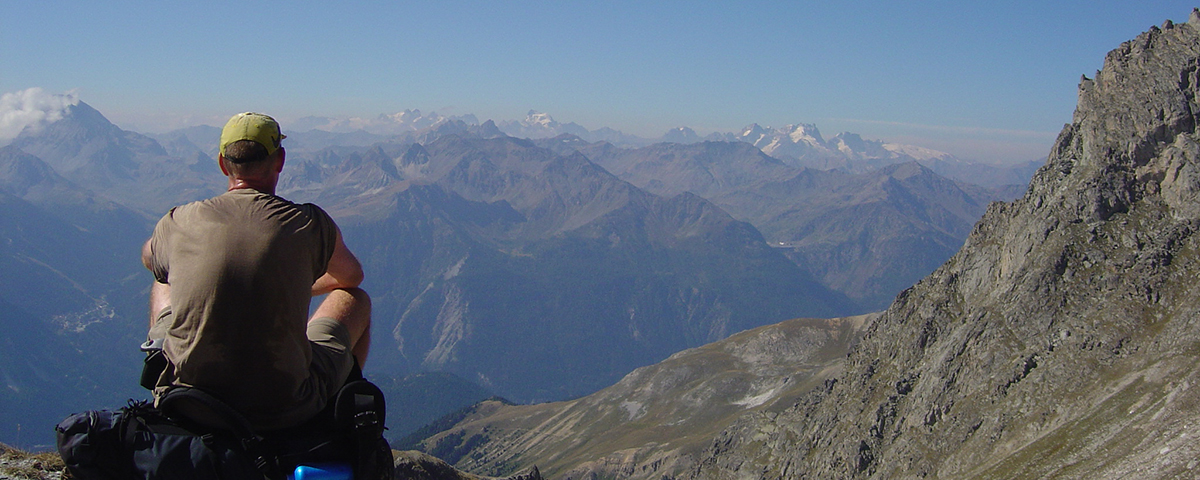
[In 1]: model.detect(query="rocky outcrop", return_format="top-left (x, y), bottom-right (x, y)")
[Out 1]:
top-left (0, 443), bottom-right (64, 480)
top-left (688, 13), bottom-right (1200, 479)
top-left (394, 450), bottom-right (543, 480)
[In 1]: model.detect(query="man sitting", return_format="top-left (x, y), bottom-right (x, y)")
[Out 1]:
top-left (141, 112), bottom-right (371, 430)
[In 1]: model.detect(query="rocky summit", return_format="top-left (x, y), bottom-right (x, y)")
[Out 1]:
top-left (688, 12), bottom-right (1200, 479)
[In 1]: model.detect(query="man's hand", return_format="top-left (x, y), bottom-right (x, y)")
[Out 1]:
top-left (312, 226), bottom-right (364, 296)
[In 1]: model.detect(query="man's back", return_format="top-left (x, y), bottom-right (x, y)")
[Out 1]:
top-left (146, 188), bottom-right (337, 428)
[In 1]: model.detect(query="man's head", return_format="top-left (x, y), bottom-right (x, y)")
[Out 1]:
top-left (218, 113), bottom-right (287, 187)
top-left (219, 112), bottom-right (286, 161)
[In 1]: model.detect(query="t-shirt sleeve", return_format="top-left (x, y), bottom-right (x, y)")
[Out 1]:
top-left (147, 209), bottom-right (177, 284)
top-left (308, 204), bottom-right (339, 279)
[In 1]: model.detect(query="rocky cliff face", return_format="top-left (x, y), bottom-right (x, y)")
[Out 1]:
top-left (689, 13), bottom-right (1200, 479)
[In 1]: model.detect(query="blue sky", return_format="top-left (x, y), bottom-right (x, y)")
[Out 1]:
top-left (2, 1), bottom-right (1196, 163)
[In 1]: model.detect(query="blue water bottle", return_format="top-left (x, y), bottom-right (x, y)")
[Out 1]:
top-left (288, 462), bottom-right (353, 480)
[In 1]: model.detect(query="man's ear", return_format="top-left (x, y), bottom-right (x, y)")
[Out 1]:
top-left (218, 154), bottom-right (230, 176)
top-left (275, 147), bottom-right (286, 173)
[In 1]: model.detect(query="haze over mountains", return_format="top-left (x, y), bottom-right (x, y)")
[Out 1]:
top-left (279, 131), bottom-right (848, 402)
top-left (0, 85), bottom-right (1035, 450)
top-left (408, 12), bottom-right (1200, 479)
top-left (541, 139), bottom-right (1018, 309)
top-left (0, 144), bottom-right (150, 449)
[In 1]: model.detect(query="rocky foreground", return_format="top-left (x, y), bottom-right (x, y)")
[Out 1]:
top-left (0, 443), bottom-right (541, 480)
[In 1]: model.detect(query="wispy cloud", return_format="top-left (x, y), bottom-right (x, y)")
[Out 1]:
top-left (830, 118), bottom-right (1058, 139)
top-left (0, 88), bottom-right (80, 145)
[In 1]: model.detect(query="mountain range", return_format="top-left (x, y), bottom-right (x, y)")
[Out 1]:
top-left (406, 12), bottom-right (1200, 479)
top-left (158, 106), bottom-right (1038, 188)
top-left (543, 138), bottom-right (1017, 310)
top-left (504, 112), bottom-right (1041, 188)
top-left (0, 84), bottom-right (1033, 450)
top-left (276, 132), bottom-right (848, 402)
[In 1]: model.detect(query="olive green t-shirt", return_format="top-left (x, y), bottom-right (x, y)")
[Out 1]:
top-left (146, 188), bottom-right (337, 428)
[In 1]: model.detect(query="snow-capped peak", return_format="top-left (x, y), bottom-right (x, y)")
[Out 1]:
top-left (784, 124), bottom-right (824, 146)
top-left (524, 110), bottom-right (556, 127)
top-left (881, 143), bottom-right (955, 162)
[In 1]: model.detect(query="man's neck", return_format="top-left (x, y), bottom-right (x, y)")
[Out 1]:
top-left (227, 178), bottom-right (276, 195)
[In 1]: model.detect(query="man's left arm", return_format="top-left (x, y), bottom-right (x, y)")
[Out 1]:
top-left (142, 239), bottom-right (171, 330)
top-left (312, 225), bottom-right (364, 296)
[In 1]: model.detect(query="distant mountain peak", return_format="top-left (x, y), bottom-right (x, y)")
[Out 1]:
top-left (881, 142), bottom-right (954, 161)
top-left (523, 110), bottom-right (555, 126)
top-left (0, 87), bottom-right (80, 145)
top-left (783, 123), bottom-right (824, 144)
top-left (497, 110), bottom-right (590, 140)
top-left (661, 126), bottom-right (700, 143)
top-left (290, 109), bottom-right (480, 135)
top-left (737, 123), bottom-right (765, 140)
top-left (733, 122), bottom-right (834, 161)
top-left (15, 101), bottom-right (121, 143)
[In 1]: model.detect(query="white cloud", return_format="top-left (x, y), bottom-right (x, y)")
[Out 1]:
top-left (0, 88), bottom-right (80, 146)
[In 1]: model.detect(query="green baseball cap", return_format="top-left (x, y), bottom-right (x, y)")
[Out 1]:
top-left (219, 112), bottom-right (286, 157)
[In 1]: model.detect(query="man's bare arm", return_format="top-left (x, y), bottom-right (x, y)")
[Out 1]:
top-left (142, 239), bottom-right (171, 329)
top-left (312, 226), bottom-right (364, 296)
top-left (141, 239), bottom-right (154, 271)
top-left (148, 281), bottom-right (170, 329)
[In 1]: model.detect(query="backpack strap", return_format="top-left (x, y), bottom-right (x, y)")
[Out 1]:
top-left (158, 387), bottom-right (256, 438)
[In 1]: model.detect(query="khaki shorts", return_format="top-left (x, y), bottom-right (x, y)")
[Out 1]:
top-left (306, 316), bottom-right (356, 403)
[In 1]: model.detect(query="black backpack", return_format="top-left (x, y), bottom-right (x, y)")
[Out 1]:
top-left (56, 365), bottom-right (394, 480)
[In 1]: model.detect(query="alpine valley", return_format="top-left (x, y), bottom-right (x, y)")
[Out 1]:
top-left (3, 63), bottom-right (1029, 454)
top-left (407, 11), bottom-right (1200, 480)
